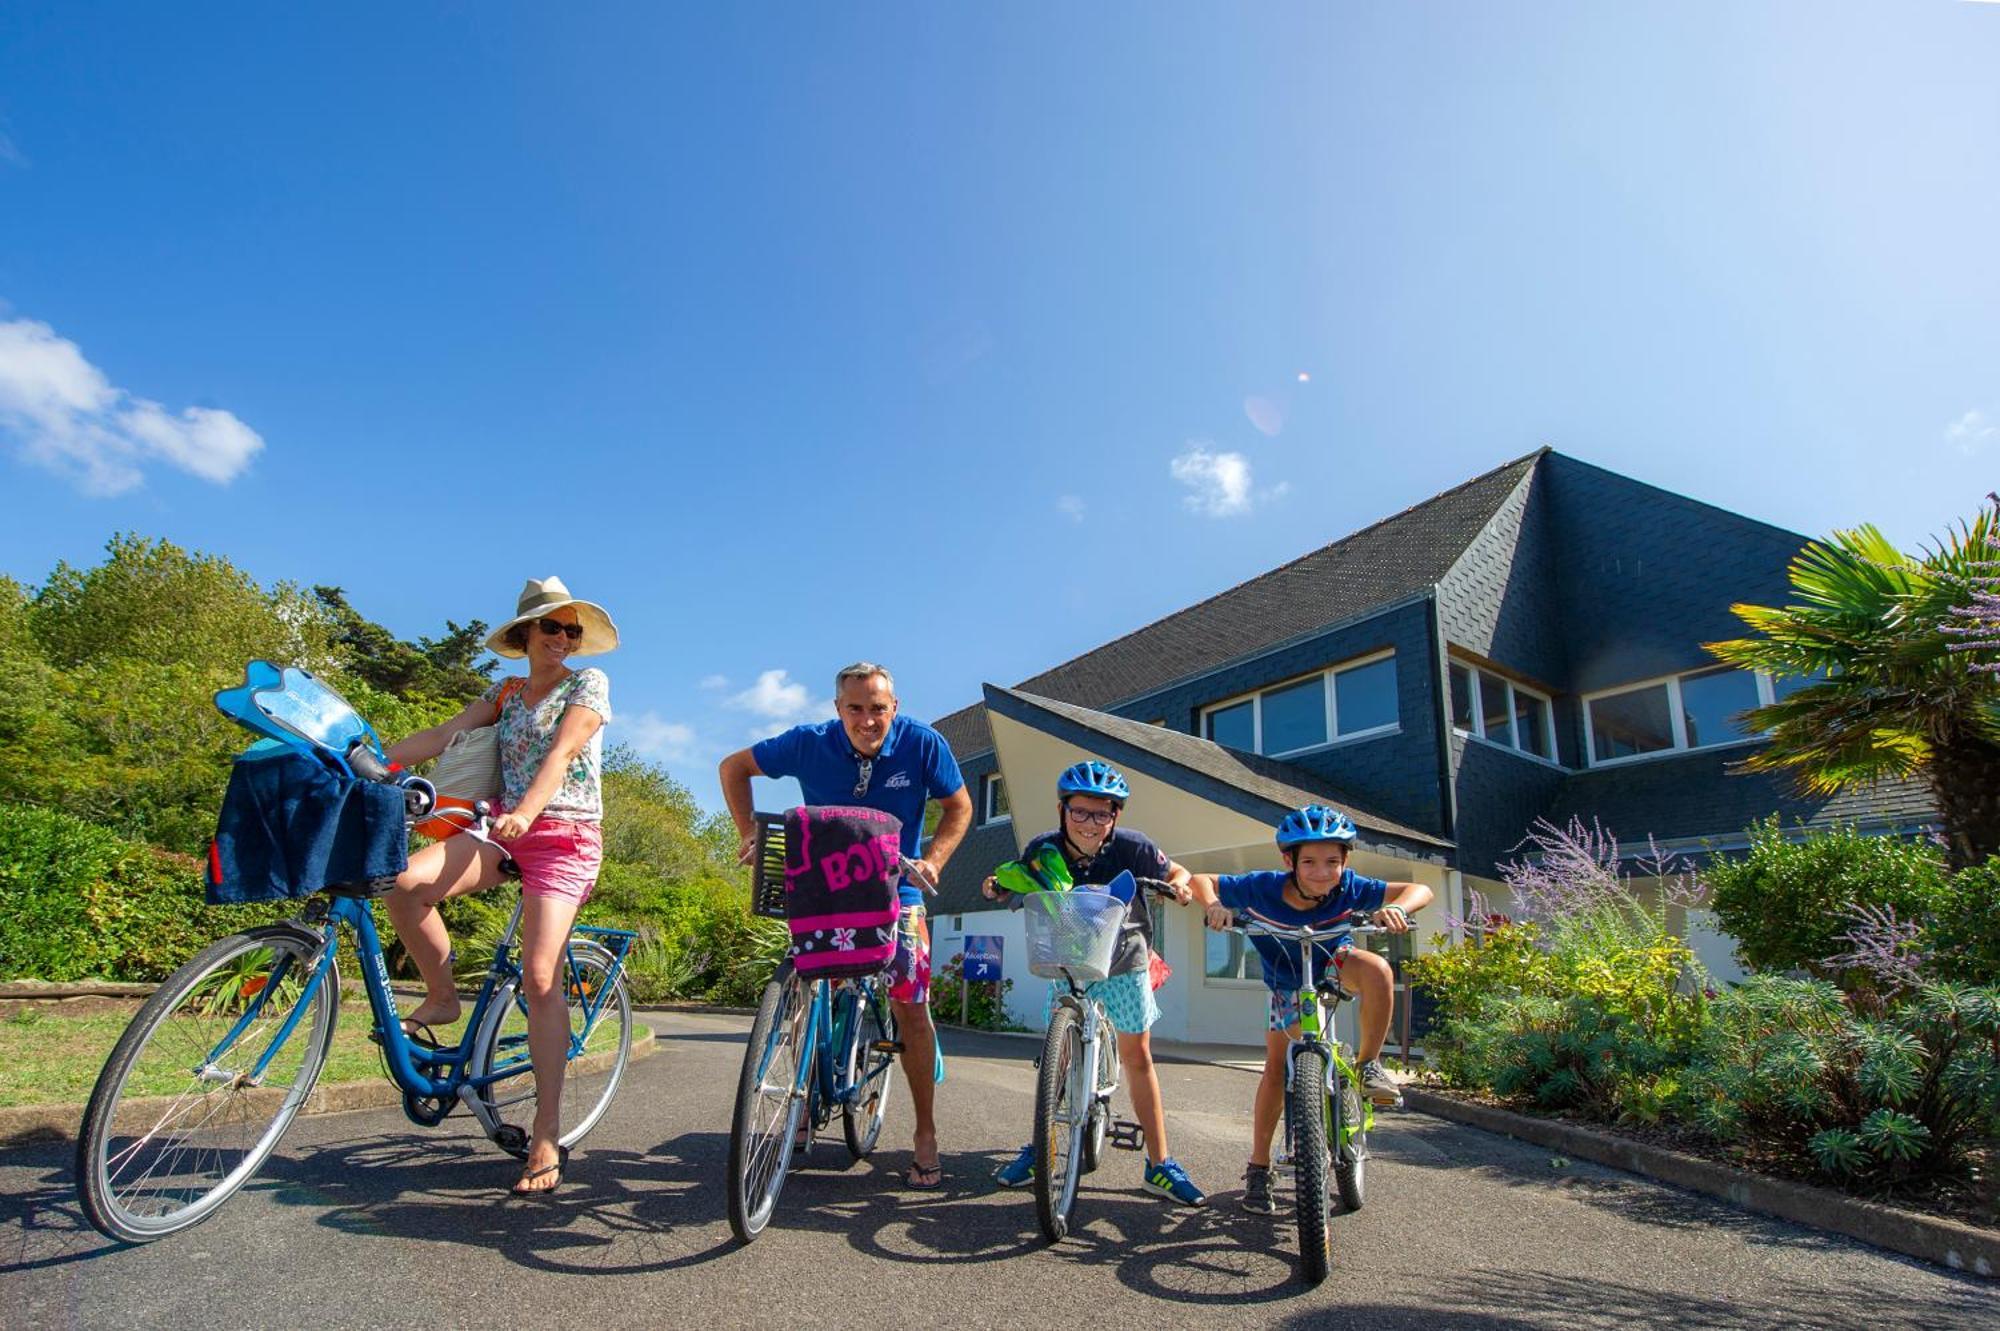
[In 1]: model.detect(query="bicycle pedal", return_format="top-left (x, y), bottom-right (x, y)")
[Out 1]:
top-left (1107, 1119), bottom-right (1145, 1151)
top-left (492, 1124), bottom-right (528, 1154)
top-left (869, 1040), bottom-right (905, 1054)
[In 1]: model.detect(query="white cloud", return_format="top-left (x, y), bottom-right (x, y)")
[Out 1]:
top-left (623, 711), bottom-right (701, 764)
top-left (1171, 444), bottom-right (1283, 518)
top-left (1946, 407), bottom-right (1997, 455)
top-left (1056, 494), bottom-right (1086, 523)
top-left (698, 673), bottom-right (730, 691)
top-left (727, 668), bottom-right (829, 739)
top-left (0, 317), bottom-right (264, 495)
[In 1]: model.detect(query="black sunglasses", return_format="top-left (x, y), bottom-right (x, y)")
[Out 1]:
top-left (536, 618), bottom-right (585, 640)
top-left (853, 756), bottom-right (874, 799)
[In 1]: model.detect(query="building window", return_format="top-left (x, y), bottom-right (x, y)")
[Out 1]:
top-left (1200, 652), bottom-right (1399, 756)
top-left (1584, 667), bottom-right (1777, 766)
top-left (980, 773), bottom-right (1010, 824)
top-left (1449, 660), bottom-right (1555, 762)
top-left (1205, 929), bottom-right (1258, 981)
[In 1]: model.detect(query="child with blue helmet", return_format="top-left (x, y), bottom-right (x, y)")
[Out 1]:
top-left (980, 760), bottom-right (1207, 1206)
top-left (1187, 804), bottom-right (1432, 1215)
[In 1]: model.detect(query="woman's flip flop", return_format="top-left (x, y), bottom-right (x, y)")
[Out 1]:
top-left (509, 1145), bottom-right (570, 1199)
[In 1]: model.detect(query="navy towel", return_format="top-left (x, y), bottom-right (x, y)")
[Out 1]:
top-left (209, 746), bottom-right (408, 904)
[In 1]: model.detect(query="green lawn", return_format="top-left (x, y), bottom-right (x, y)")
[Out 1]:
top-left (0, 1001), bottom-right (469, 1109)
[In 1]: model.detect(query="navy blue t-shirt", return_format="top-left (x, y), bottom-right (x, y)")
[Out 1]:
top-left (1215, 868), bottom-right (1388, 992)
top-left (752, 714), bottom-right (965, 906)
top-left (1018, 827), bottom-right (1172, 977)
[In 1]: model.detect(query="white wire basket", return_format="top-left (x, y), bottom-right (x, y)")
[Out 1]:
top-left (1023, 890), bottom-right (1129, 982)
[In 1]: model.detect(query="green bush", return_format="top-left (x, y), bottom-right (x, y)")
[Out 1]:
top-left (1929, 858), bottom-right (2000, 986)
top-left (0, 803), bottom-right (286, 981)
top-left (1704, 819), bottom-right (1949, 978)
top-left (930, 951), bottom-right (1019, 1030)
top-left (1681, 975), bottom-right (2000, 1189)
top-left (1409, 818), bottom-right (1710, 1123)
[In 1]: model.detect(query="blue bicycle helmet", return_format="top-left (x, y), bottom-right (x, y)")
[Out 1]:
top-left (1056, 760), bottom-right (1130, 803)
top-left (1275, 804), bottom-right (1358, 847)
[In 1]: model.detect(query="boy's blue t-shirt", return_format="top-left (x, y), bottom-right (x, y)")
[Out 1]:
top-left (1215, 868), bottom-right (1389, 992)
top-left (751, 714), bottom-right (965, 905)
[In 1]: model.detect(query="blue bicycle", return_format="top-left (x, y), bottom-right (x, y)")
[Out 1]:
top-left (74, 662), bottom-right (638, 1243)
top-left (725, 812), bottom-right (921, 1243)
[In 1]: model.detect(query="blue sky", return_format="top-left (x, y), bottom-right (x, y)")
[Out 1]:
top-left (2, 4), bottom-right (1997, 815)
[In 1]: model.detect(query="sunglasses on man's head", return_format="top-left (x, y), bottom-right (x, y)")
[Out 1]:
top-left (536, 618), bottom-right (585, 640)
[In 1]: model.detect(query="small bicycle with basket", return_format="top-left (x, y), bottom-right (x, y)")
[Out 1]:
top-left (1017, 868), bottom-right (1181, 1243)
top-left (725, 806), bottom-right (937, 1244)
top-left (1213, 910), bottom-right (1384, 1285)
top-left (74, 661), bottom-right (637, 1243)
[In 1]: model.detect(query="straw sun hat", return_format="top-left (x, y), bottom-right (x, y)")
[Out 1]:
top-left (483, 576), bottom-right (620, 658)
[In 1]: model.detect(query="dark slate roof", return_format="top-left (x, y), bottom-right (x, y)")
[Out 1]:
top-left (933, 448), bottom-right (1547, 756)
top-left (1540, 746), bottom-right (1939, 849)
top-left (983, 685), bottom-right (1452, 855)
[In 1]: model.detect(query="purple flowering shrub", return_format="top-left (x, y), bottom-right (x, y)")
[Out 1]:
top-left (1944, 492), bottom-right (2000, 672)
top-left (1410, 818), bottom-right (1709, 1122)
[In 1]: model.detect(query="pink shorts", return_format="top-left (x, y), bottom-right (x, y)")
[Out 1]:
top-left (495, 811), bottom-right (602, 904)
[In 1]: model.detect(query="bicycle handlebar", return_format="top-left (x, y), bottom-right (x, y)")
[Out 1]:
top-left (896, 855), bottom-right (939, 898)
top-left (1133, 876), bottom-right (1189, 900)
top-left (1216, 912), bottom-right (1389, 943)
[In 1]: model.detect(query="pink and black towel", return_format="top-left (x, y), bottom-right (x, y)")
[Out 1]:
top-left (783, 805), bottom-right (903, 980)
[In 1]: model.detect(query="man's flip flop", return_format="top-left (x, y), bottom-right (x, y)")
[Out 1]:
top-left (906, 1160), bottom-right (943, 1190)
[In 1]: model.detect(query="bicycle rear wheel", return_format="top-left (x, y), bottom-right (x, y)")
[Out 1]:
top-left (728, 963), bottom-right (812, 1243)
top-left (1032, 1003), bottom-right (1085, 1243)
top-left (1335, 1076), bottom-right (1367, 1211)
top-left (841, 984), bottom-right (897, 1161)
top-left (1288, 1046), bottom-right (1334, 1285)
top-left (466, 940), bottom-right (633, 1157)
top-left (76, 925), bottom-right (337, 1243)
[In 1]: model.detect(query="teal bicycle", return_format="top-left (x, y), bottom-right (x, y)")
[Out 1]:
top-left (725, 812), bottom-right (932, 1244)
top-left (1217, 911), bottom-right (1385, 1285)
top-left (74, 663), bottom-right (637, 1243)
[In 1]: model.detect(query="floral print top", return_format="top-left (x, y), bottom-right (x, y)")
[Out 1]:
top-left (481, 668), bottom-right (611, 823)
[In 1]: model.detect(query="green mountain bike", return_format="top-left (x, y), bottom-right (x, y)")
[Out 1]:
top-left (1216, 911), bottom-right (1386, 1285)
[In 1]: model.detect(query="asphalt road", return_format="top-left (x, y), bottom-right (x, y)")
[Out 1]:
top-left (2, 1010), bottom-right (1992, 1330)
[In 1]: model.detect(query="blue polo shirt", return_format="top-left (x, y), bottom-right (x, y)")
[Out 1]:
top-left (1215, 868), bottom-right (1388, 992)
top-left (752, 714), bottom-right (965, 906)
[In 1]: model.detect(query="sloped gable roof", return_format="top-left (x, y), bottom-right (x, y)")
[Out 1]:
top-left (984, 685), bottom-right (1452, 854)
top-left (935, 448), bottom-right (1548, 756)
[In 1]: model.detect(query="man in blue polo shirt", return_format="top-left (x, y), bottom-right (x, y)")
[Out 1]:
top-left (719, 661), bottom-right (973, 1189)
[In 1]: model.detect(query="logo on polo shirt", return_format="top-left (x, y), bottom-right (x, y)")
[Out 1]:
top-left (883, 770), bottom-right (912, 790)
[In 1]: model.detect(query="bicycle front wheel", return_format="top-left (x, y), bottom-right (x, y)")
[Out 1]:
top-left (1080, 1027), bottom-right (1116, 1175)
top-left (1032, 1003), bottom-right (1086, 1243)
top-left (728, 963), bottom-right (812, 1243)
top-left (466, 940), bottom-right (633, 1157)
top-left (1335, 1075), bottom-right (1367, 1211)
top-left (76, 924), bottom-right (337, 1243)
top-left (841, 984), bottom-right (897, 1161)
top-left (1288, 1046), bottom-right (1334, 1285)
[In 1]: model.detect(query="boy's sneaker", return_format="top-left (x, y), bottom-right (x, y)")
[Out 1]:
top-left (1241, 1162), bottom-right (1276, 1215)
top-left (993, 1144), bottom-right (1036, 1188)
top-left (1359, 1059), bottom-right (1403, 1108)
top-left (1142, 1157), bottom-right (1207, 1207)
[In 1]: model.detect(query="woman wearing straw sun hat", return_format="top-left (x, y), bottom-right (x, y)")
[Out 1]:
top-left (384, 576), bottom-right (617, 1197)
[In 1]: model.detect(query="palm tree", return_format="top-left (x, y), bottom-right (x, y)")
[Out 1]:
top-left (1706, 510), bottom-right (2000, 871)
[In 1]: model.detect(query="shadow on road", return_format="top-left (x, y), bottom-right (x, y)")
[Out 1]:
top-left (0, 1140), bottom-right (105, 1276)
top-left (1276, 1266), bottom-right (1999, 1331)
